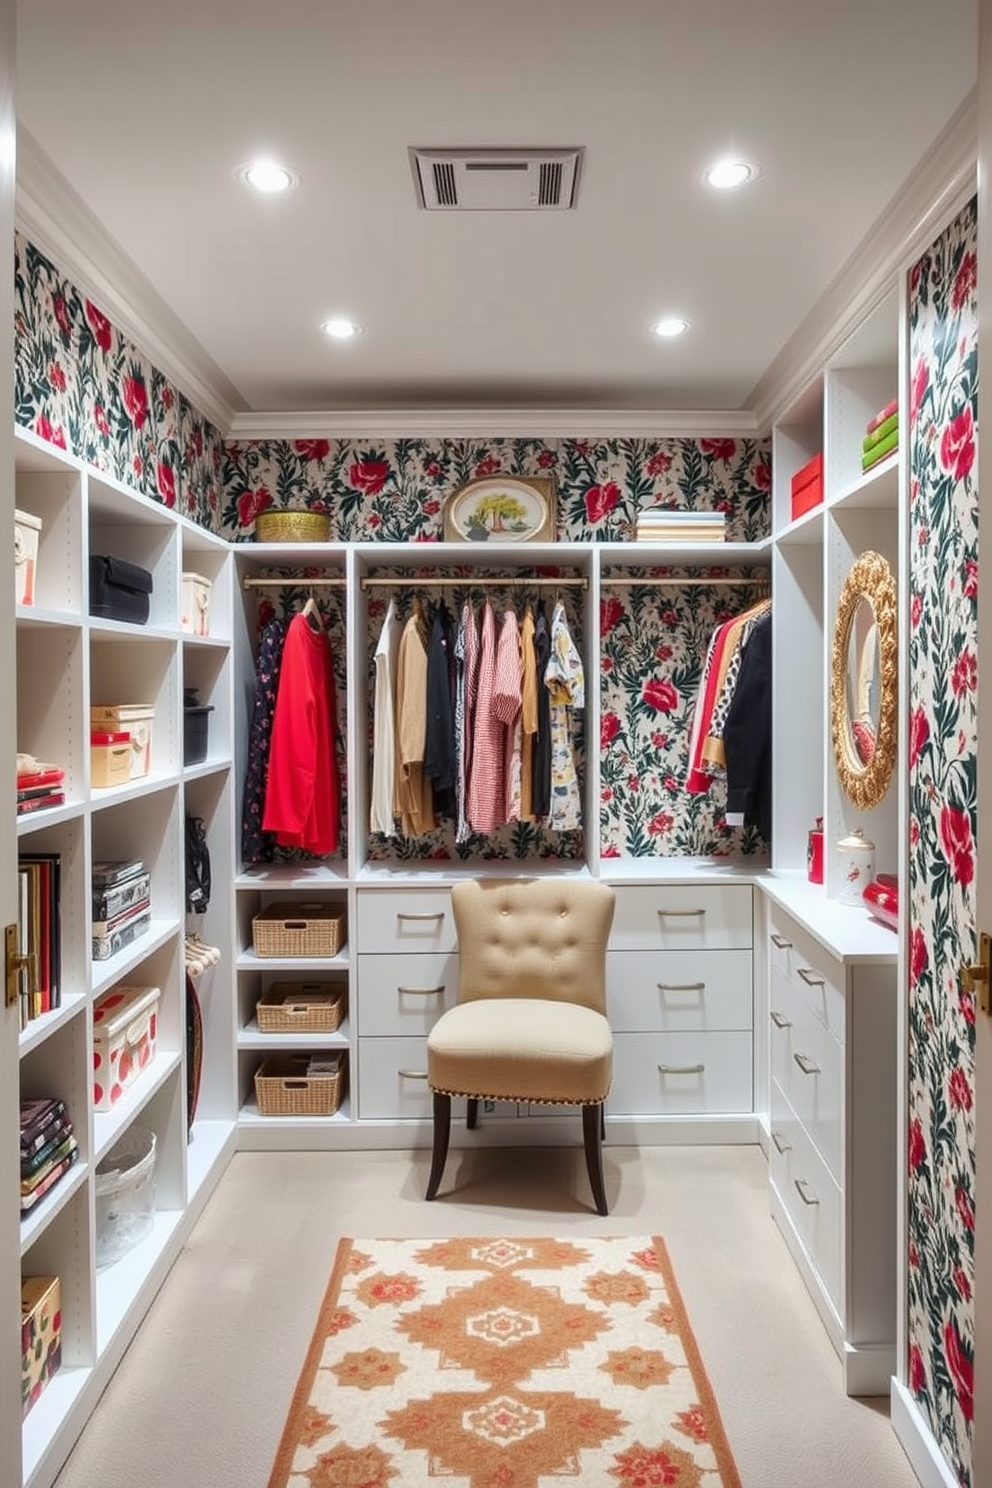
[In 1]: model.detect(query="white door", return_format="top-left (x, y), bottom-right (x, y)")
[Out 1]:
top-left (0, 0), bottom-right (23, 1474)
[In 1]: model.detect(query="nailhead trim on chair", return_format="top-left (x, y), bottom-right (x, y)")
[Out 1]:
top-left (429, 1086), bottom-right (608, 1106)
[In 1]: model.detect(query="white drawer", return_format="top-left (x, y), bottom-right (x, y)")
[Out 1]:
top-left (356, 953), bottom-right (458, 1036)
top-left (607, 949), bottom-right (751, 1031)
top-left (770, 1080), bottom-right (842, 1316)
top-left (768, 911), bottom-right (845, 1044)
top-left (610, 1031), bottom-right (752, 1115)
top-left (355, 889), bottom-right (456, 954)
top-left (358, 1036), bottom-right (445, 1119)
top-left (610, 885), bottom-right (752, 951)
top-left (769, 968), bottom-right (843, 1182)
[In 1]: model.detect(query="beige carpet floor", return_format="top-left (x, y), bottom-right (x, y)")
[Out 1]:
top-left (53, 1142), bottom-right (922, 1488)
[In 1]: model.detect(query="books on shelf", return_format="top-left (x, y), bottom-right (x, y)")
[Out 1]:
top-left (863, 424), bottom-right (899, 471)
top-left (634, 509), bottom-right (726, 543)
top-left (16, 761), bottom-right (66, 816)
top-left (91, 858), bottom-right (151, 961)
top-left (862, 399), bottom-right (899, 472)
top-left (19, 1098), bottom-right (78, 1215)
top-left (866, 397), bottom-right (898, 435)
top-left (16, 851), bottom-right (62, 1027)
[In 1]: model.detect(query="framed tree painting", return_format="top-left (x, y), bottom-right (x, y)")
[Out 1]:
top-left (442, 475), bottom-right (556, 543)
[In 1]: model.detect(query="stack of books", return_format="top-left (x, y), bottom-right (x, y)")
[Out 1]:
top-left (20, 1098), bottom-right (79, 1216)
top-left (16, 851), bottom-right (61, 1027)
top-left (17, 759), bottom-right (65, 816)
top-left (92, 859), bottom-right (151, 962)
top-left (634, 508), bottom-right (726, 543)
top-left (862, 398), bottom-right (899, 472)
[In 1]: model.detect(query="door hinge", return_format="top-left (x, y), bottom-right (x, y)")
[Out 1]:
top-left (962, 929), bottom-right (992, 1016)
top-left (5, 922), bottom-right (36, 1010)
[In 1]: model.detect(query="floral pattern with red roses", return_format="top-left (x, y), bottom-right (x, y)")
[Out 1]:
top-left (14, 233), bottom-right (225, 525)
top-left (907, 196), bottom-right (978, 1488)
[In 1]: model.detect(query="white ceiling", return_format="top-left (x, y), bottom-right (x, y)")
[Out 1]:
top-left (13, 0), bottom-right (978, 426)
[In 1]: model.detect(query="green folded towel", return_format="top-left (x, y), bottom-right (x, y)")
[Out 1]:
top-left (862, 425), bottom-right (899, 470)
top-left (862, 412), bottom-right (899, 452)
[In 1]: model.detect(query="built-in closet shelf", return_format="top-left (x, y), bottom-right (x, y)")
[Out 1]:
top-left (601, 857), bottom-right (765, 886)
top-left (830, 455), bottom-right (899, 512)
top-left (355, 862), bottom-right (593, 886)
top-left (15, 607), bottom-right (83, 629)
top-left (18, 1164), bottom-right (89, 1256)
top-left (236, 864), bottom-right (349, 889)
top-left (235, 951), bottom-right (350, 973)
top-left (775, 506), bottom-right (824, 547)
top-left (238, 1021), bottom-right (351, 1050)
top-left (758, 874), bottom-right (898, 963)
top-left (18, 995), bottom-right (87, 1057)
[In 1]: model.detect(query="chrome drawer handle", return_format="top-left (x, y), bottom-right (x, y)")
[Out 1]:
top-left (397, 911), bottom-right (445, 922)
top-left (397, 986), bottom-right (445, 997)
top-left (398, 1069), bottom-right (429, 1080)
top-left (658, 1063), bottom-right (705, 1075)
top-left (793, 1052), bottom-right (820, 1076)
top-left (794, 1177), bottom-right (819, 1206)
top-left (769, 1010), bottom-right (792, 1029)
top-left (771, 1130), bottom-right (792, 1154)
top-left (657, 907), bottom-right (705, 917)
top-left (770, 933), bottom-right (793, 949)
top-left (797, 967), bottom-right (826, 987)
top-left (656, 982), bottom-right (705, 993)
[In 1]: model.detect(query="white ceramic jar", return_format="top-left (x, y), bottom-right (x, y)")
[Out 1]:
top-left (837, 827), bottom-right (876, 905)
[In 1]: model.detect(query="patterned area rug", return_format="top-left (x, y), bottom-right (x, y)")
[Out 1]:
top-left (267, 1236), bottom-right (742, 1487)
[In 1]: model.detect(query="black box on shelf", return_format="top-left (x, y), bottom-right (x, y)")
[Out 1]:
top-left (89, 555), bottom-right (153, 624)
top-left (183, 688), bottom-right (214, 766)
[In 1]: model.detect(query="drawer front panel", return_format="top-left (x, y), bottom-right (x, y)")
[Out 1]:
top-left (356, 953), bottom-right (458, 1036)
top-left (610, 885), bottom-right (752, 951)
top-left (770, 1080), bottom-right (842, 1315)
top-left (607, 949), bottom-right (752, 1032)
top-left (356, 889), bottom-right (457, 954)
top-left (768, 912), bottom-right (845, 1043)
top-left (610, 1031), bottom-right (752, 1115)
top-left (357, 1036), bottom-right (437, 1119)
top-left (769, 969), bottom-right (843, 1182)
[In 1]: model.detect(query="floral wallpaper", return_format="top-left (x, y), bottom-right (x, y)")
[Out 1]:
top-left (906, 196), bottom-right (978, 1488)
top-left (13, 233), bottom-right (227, 524)
top-left (221, 436), bottom-right (770, 546)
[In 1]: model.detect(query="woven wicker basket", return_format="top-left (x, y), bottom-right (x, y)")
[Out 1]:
top-left (256, 983), bottom-right (345, 1033)
top-left (252, 902), bottom-right (346, 958)
top-left (254, 509), bottom-right (331, 543)
top-left (254, 1054), bottom-right (345, 1117)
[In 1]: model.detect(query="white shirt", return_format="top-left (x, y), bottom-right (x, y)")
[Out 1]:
top-left (370, 600), bottom-right (400, 835)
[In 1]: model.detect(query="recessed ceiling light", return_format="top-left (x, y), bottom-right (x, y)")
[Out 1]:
top-left (239, 159), bottom-right (298, 193)
top-left (651, 316), bottom-right (691, 339)
top-left (704, 158), bottom-right (758, 190)
top-left (321, 317), bottom-right (362, 341)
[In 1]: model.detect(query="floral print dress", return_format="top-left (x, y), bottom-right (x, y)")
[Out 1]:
top-left (544, 600), bottom-right (584, 830)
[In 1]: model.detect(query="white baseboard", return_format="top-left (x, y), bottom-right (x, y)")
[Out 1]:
top-left (890, 1378), bottom-right (961, 1488)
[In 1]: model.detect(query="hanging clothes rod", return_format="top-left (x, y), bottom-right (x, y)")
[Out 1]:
top-left (242, 575), bottom-right (347, 590)
top-left (603, 575), bottom-right (769, 589)
top-left (360, 575), bottom-right (589, 590)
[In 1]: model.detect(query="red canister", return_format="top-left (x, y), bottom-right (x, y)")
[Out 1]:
top-left (807, 817), bottom-right (824, 884)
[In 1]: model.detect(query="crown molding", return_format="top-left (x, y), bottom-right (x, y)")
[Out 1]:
top-left (749, 89), bottom-right (978, 431)
top-left (227, 406), bottom-right (762, 441)
top-left (15, 127), bottom-right (243, 433)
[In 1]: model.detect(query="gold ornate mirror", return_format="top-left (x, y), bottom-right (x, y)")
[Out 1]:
top-left (830, 550), bottom-right (897, 811)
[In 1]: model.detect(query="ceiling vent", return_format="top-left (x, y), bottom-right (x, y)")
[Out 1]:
top-left (410, 147), bottom-right (583, 211)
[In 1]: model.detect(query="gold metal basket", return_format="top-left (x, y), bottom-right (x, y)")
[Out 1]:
top-left (254, 509), bottom-right (331, 543)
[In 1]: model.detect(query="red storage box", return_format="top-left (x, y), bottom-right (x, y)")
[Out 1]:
top-left (790, 453), bottom-right (823, 520)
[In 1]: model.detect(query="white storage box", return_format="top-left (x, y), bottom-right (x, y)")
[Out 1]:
top-left (90, 705), bottom-right (154, 779)
top-left (92, 983), bottom-right (160, 1110)
top-left (14, 509), bottom-right (42, 606)
top-left (181, 572), bottom-right (212, 636)
top-left (95, 1126), bottom-right (156, 1266)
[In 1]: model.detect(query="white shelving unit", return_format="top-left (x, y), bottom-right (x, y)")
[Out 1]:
top-left (13, 426), bottom-right (237, 1488)
top-left (758, 285), bottom-right (903, 1391)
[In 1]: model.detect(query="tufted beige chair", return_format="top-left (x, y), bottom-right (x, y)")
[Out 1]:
top-left (425, 877), bottom-right (617, 1215)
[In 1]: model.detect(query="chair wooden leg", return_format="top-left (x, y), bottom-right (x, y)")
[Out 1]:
top-left (466, 1097), bottom-right (479, 1130)
top-left (582, 1103), bottom-right (609, 1216)
top-left (426, 1092), bottom-right (452, 1200)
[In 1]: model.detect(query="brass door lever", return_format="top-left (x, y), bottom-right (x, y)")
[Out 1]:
top-left (962, 930), bottom-right (992, 1016)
